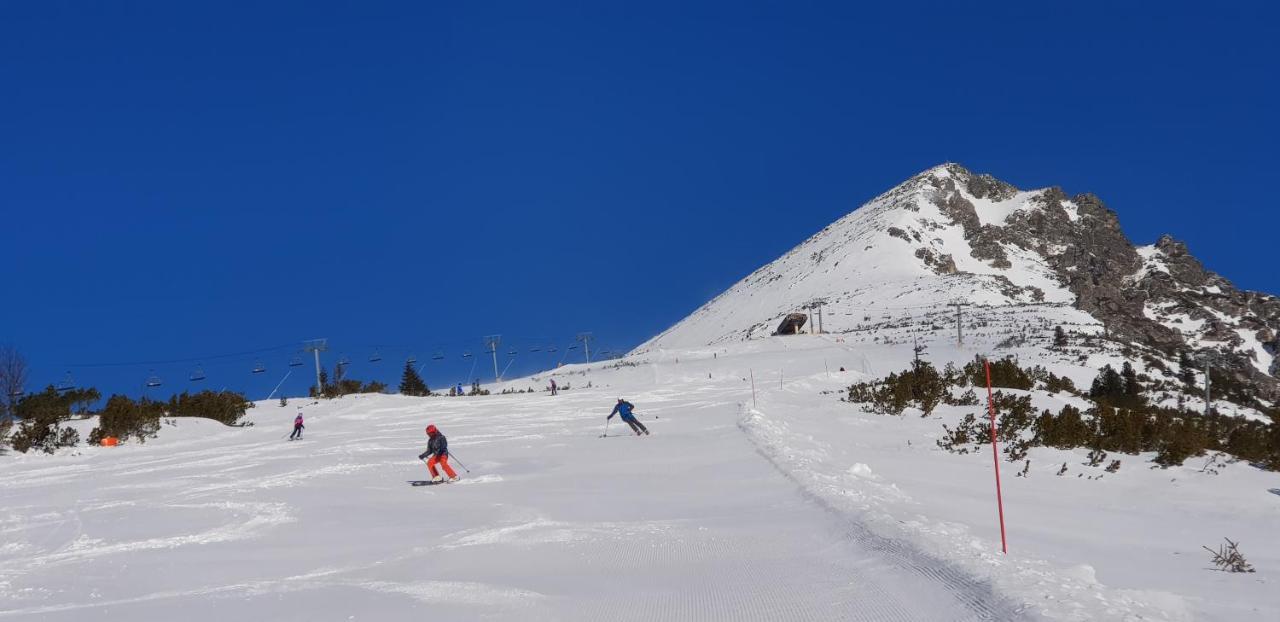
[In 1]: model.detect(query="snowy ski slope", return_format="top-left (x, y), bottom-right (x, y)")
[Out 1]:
top-left (1, 361), bottom-right (1019, 621)
top-left (4, 336), bottom-right (1278, 620)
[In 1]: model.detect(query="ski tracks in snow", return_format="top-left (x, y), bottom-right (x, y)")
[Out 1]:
top-left (738, 402), bottom-right (1191, 621)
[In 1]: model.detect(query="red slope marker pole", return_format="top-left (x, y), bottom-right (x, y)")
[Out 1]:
top-left (985, 358), bottom-right (1009, 555)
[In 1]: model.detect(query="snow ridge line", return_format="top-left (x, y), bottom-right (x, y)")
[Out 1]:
top-left (735, 403), bottom-right (1036, 622)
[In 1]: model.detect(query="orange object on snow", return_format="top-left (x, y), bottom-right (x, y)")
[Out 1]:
top-left (100, 437), bottom-right (119, 447)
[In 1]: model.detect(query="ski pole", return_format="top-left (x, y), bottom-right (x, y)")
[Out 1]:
top-left (447, 453), bottom-right (471, 473)
top-left (601, 417), bottom-right (610, 438)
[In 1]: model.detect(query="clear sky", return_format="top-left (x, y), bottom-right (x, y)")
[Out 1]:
top-left (2, 1), bottom-right (1277, 400)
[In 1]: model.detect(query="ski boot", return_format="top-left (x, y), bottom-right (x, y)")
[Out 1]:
top-left (447, 476), bottom-right (460, 483)
top-left (431, 475), bottom-right (444, 483)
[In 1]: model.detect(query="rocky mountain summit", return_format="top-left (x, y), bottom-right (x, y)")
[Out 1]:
top-left (638, 163), bottom-right (1280, 398)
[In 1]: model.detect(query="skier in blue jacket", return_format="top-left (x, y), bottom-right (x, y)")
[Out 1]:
top-left (608, 398), bottom-right (649, 436)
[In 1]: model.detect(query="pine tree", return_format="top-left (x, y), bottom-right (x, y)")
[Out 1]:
top-left (1089, 364), bottom-right (1124, 404)
top-left (1053, 326), bottom-right (1068, 347)
top-left (1177, 352), bottom-right (1197, 388)
top-left (1120, 362), bottom-right (1145, 408)
top-left (399, 362), bottom-right (430, 397)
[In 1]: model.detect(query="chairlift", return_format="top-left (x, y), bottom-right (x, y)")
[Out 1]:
top-left (369, 350), bottom-right (382, 363)
top-left (548, 345), bottom-right (558, 353)
top-left (55, 372), bottom-right (75, 393)
top-left (406, 354), bottom-right (418, 365)
top-left (568, 345), bottom-right (578, 351)
top-left (252, 360), bottom-right (266, 374)
top-left (189, 366), bottom-right (207, 382)
top-left (145, 371), bottom-right (162, 388)
top-left (337, 355), bottom-right (351, 367)
top-left (529, 346), bottom-right (541, 352)
top-left (461, 351), bottom-right (473, 359)
top-left (288, 355), bottom-right (304, 367)
top-left (507, 349), bottom-right (518, 356)
top-left (432, 350), bottom-right (445, 361)
top-left (9, 388), bottom-right (25, 399)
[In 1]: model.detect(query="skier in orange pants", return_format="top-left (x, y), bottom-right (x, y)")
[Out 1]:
top-left (418, 424), bottom-right (458, 482)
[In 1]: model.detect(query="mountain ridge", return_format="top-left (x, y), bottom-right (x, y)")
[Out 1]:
top-left (636, 163), bottom-right (1280, 398)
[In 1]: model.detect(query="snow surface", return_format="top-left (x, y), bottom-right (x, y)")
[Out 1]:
top-left (4, 338), bottom-right (1277, 621)
top-left (968, 190), bottom-right (1039, 227)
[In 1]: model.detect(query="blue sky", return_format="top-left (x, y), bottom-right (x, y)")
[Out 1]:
top-left (2, 1), bottom-right (1277, 400)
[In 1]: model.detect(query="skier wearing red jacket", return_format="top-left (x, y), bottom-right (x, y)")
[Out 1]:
top-left (418, 424), bottom-right (458, 483)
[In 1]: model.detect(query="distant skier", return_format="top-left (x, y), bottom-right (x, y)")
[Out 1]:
top-left (456, 382), bottom-right (464, 396)
top-left (418, 424), bottom-right (459, 482)
top-left (289, 411), bottom-right (305, 440)
top-left (608, 398), bottom-right (648, 436)
top-left (549, 378), bottom-right (558, 396)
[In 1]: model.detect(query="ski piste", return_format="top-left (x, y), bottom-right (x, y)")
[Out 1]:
top-left (5, 340), bottom-right (1276, 619)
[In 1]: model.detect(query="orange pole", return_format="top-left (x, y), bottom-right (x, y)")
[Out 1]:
top-left (984, 359), bottom-right (1008, 554)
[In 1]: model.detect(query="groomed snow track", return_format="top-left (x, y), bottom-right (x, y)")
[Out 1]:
top-left (739, 404), bottom-right (1032, 621)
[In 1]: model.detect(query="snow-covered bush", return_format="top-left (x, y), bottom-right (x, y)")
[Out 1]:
top-left (7, 385), bottom-right (98, 453)
top-left (88, 394), bottom-right (164, 445)
top-left (846, 360), bottom-right (949, 416)
top-left (1203, 538), bottom-right (1255, 573)
top-left (166, 390), bottom-right (253, 425)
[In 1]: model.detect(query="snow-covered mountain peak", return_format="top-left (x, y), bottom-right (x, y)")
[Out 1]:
top-left (636, 164), bottom-right (1077, 352)
top-left (637, 165), bottom-right (1280, 398)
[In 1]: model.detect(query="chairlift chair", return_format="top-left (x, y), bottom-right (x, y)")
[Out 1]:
top-left (369, 350), bottom-right (382, 363)
top-left (189, 366), bottom-right (207, 382)
top-left (432, 350), bottom-right (445, 361)
top-left (507, 349), bottom-right (518, 356)
top-left (406, 354), bottom-right (418, 365)
top-left (55, 372), bottom-right (75, 393)
top-left (252, 361), bottom-right (266, 374)
top-left (548, 345), bottom-right (558, 353)
top-left (337, 355), bottom-right (351, 367)
top-left (461, 351), bottom-right (473, 359)
top-left (145, 371), bottom-right (162, 388)
top-left (288, 355), bottom-right (304, 367)
top-left (530, 346), bottom-right (541, 352)
top-left (9, 388), bottom-right (24, 399)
